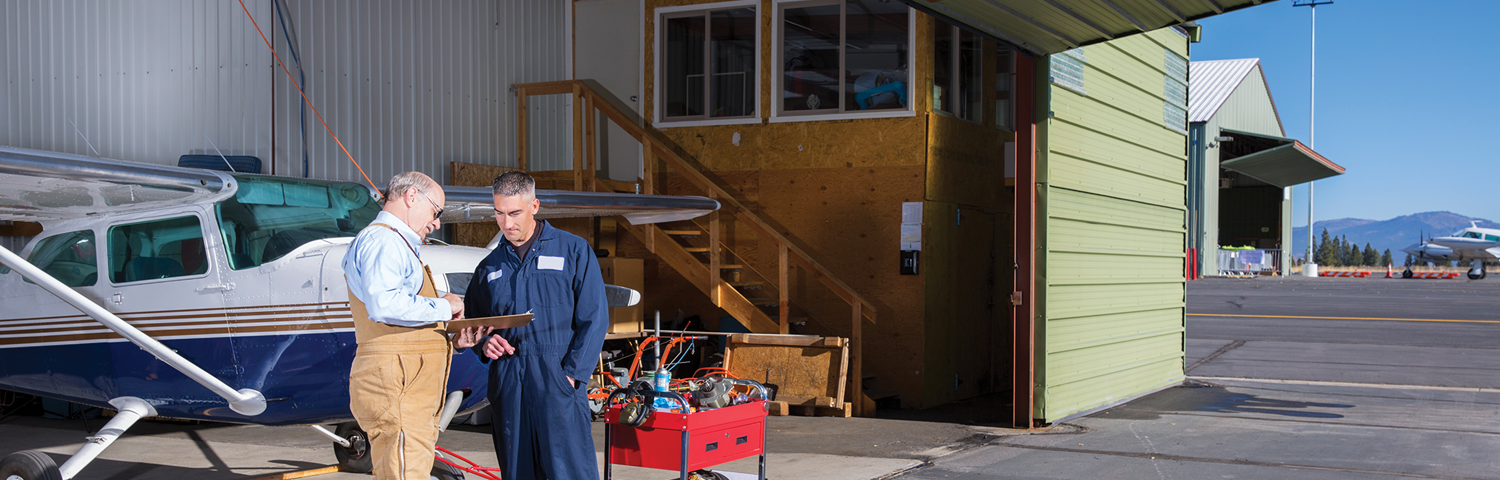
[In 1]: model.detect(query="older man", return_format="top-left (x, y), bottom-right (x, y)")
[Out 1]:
top-left (464, 171), bottom-right (608, 480)
top-left (343, 171), bottom-right (489, 480)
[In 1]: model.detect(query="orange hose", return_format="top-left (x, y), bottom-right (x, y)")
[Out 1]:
top-left (236, 0), bottom-right (381, 196)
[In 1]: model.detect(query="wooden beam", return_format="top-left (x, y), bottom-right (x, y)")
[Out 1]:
top-left (726, 334), bottom-right (844, 347)
top-left (709, 190), bottom-right (721, 305)
top-left (779, 244), bottom-right (790, 335)
top-left (572, 83), bottom-right (584, 190)
top-left (851, 301), bottom-right (864, 417)
top-left (512, 80), bottom-right (575, 96)
top-left (642, 137), bottom-right (655, 195)
top-left (516, 88), bottom-right (528, 171)
top-left (584, 94), bottom-right (596, 192)
top-left (1012, 53), bottom-right (1038, 429)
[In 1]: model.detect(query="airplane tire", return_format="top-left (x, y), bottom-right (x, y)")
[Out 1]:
top-left (0, 450), bottom-right (62, 480)
top-left (431, 460), bottom-right (466, 480)
top-left (1402, 270), bottom-right (1413, 279)
top-left (1469, 271), bottom-right (1484, 280)
top-left (333, 422), bottom-right (373, 474)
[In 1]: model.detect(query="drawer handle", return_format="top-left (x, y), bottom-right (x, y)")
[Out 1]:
top-left (736, 435), bottom-right (748, 445)
top-left (705, 442), bottom-right (718, 451)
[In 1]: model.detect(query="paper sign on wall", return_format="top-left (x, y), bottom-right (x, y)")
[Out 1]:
top-left (900, 202), bottom-right (922, 252)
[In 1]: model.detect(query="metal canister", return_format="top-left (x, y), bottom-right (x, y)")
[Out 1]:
top-left (653, 368), bottom-right (670, 392)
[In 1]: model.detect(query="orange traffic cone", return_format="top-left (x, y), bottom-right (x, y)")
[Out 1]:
top-left (1385, 264), bottom-right (1394, 278)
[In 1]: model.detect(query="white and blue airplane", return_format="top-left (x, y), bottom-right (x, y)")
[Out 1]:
top-left (1400, 222), bottom-right (1500, 280)
top-left (0, 145), bottom-right (714, 480)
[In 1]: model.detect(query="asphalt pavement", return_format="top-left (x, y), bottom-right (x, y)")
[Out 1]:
top-left (898, 275), bottom-right (1500, 480)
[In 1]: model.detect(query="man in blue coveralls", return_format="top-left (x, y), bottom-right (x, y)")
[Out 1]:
top-left (464, 171), bottom-right (608, 480)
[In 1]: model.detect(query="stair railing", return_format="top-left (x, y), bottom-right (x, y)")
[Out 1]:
top-left (514, 79), bottom-right (877, 414)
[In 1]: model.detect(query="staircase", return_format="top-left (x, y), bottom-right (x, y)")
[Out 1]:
top-left (513, 80), bottom-right (879, 415)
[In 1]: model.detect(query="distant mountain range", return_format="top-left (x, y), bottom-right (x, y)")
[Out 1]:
top-left (1289, 212), bottom-right (1500, 261)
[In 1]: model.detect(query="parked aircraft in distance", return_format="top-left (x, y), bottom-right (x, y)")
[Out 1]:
top-left (1401, 222), bottom-right (1500, 279)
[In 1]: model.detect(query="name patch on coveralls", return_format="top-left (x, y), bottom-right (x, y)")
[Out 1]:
top-left (487, 270), bottom-right (504, 282)
top-left (537, 256), bottom-right (565, 271)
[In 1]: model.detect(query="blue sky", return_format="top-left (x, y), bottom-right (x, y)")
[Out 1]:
top-left (1191, 0), bottom-right (1500, 226)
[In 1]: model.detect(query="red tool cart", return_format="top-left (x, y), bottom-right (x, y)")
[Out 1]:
top-left (603, 399), bottom-right (768, 480)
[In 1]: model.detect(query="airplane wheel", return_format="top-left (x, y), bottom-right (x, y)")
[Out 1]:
top-left (0, 450), bottom-right (62, 480)
top-left (430, 460), bottom-right (465, 480)
top-left (1469, 270), bottom-right (1484, 280)
top-left (333, 422), bottom-right (373, 474)
top-left (1402, 269), bottom-right (1413, 279)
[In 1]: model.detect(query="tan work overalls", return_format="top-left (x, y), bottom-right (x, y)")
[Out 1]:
top-left (347, 223), bottom-right (452, 480)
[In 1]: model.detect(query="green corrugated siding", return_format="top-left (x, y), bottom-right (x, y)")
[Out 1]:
top-left (1195, 64), bottom-right (1287, 276)
top-left (1036, 28), bottom-right (1188, 422)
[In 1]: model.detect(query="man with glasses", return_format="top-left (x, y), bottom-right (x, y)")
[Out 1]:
top-left (342, 171), bottom-right (489, 479)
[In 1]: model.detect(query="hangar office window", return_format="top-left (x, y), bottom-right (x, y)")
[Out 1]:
top-left (108, 216), bottom-right (208, 284)
top-left (778, 0), bottom-right (911, 116)
top-left (995, 47), bottom-right (1014, 131)
top-left (23, 230), bottom-right (97, 287)
top-left (932, 19), bottom-right (981, 123)
top-left (660, 5), bottom-right (758, 122)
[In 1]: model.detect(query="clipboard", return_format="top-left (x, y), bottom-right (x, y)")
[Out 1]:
top-left (448, 313), bottom-right (534, 331)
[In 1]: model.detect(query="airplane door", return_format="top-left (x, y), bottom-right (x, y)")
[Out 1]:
top-left (576, 0), bottom-right (643, 182)
top-left (101, 209), bottom-right (238, 407)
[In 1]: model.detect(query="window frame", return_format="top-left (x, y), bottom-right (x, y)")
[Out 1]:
top-left (23, 229), bottom-right (100, 288)
top-left (654, 0), bottom-right (763, 129)
top-left (994, 46), bottom-right (1015, 132)
top-left (931, 20), bottom-right (983, 125)
top-left (770, 0), bottom-right (916, 123)
top-left (106, 213), bottom-right (214, 286)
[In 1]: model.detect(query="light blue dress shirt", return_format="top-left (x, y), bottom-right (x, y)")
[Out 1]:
top-left (343, 211), bottom-right (448, 326)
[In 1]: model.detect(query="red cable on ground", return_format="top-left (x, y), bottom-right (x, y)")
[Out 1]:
top-left (236, 0), bottom-right (382, 197)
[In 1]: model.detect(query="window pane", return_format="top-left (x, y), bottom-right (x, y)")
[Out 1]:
top-left (957, 29), bottom-right (981, 122)
top-left (24, 230), bottom-right (97, 287)
top-left (665, 15), bottom-right (707, 118)
top-left (932, 22), bottom-right (953, 113)
top-left (217, 175), bottom-right (380, 270)
top-left (995, 48), bottom-right (1013, 130)
top-left (109, 216), bottom-right (207, 283)
top-left (781, 4), bottom-right (841, 113)
top-left (845, 0), bottom-right (908, 111)
top-left (710, 8), bottom-right (757, 118)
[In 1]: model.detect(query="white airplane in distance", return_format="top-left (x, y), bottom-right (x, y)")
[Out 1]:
top-left (0, 145), bottom-right (713, 480)
top-left (1400, 222), bottom-right (1500, 280)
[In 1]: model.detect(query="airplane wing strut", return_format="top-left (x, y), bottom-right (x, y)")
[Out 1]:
top-left (0, 244), bottom-right (266, 416)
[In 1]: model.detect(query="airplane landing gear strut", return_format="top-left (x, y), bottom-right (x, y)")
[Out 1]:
top-left (1, 397), bottom-right (161, 480)
top-left (1468, 260), bottom-right (1486, 280)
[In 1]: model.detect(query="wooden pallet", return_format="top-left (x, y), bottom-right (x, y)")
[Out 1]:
top-left (764, 400), bottom-right (853, 418)
top-left (723, 334), bottom-right (849, 417)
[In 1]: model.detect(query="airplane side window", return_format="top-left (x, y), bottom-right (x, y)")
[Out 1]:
top-left (108, 216), bottom-right (208, 283)
top-left (217, 175), bottom-right (379, 270)
top-left (22, 230), bottom-right (98, 287)
top-left (1487, 234), bottom-right (1500, 242)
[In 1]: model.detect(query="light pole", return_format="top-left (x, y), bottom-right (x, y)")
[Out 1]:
top-left (1295, 0), bottom-right (1331, 276)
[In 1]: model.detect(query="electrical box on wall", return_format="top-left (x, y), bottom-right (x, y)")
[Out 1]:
top-left (901, 202), bottom-right (922, 276)
top-left (901, 250), bottom-right (919, 275)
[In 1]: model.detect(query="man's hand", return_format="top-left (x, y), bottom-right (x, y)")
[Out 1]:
top-left (568, 376), bottom-right (576, 388)
top-left (442, 293), bottom-right (464, 320)
top-left (483, 335), bottom-right (517, 360)
top-left (452, 326), bottom-right (493, 349)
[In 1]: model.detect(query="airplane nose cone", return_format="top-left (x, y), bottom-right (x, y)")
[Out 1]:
top-left (1401, 243), bottom-right (1423, 256)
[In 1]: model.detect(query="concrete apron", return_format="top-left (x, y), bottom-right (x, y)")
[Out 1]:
top-left (0, 418), bottom-right (919, 480)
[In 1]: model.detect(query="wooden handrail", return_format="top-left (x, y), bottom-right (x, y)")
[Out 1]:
top-left (514, 80), bottom-right (876, 325)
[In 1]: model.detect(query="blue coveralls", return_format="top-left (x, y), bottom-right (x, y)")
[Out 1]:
top-left (464, 220), bottom-right (608, 480)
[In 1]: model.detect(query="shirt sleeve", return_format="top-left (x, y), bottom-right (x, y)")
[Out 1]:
top-left (345, 230), bottom-right (449, 326)
top-left (561, 240), bottom-right (609, 383)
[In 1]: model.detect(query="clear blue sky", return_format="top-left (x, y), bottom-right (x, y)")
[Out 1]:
top-left (1192, 0), bottom-right (1500, 226)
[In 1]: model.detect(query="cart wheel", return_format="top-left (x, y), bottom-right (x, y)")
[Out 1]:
top-left (430, 460), bottom-right (465, 480)
top-left (0, 451), bottom-right (61, 480)
top-left (333, 422), bottom-right (373, 474)
top-left (588, 384), bottom-right (607, 418)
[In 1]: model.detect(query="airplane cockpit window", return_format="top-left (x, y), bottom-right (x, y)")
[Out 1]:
top-left (23, 230), bottom-right (97, 287)
top-left (1464, 231), bottom-right (1484, 239)
top-left (217, 175), bottom-right (379, 270)
top-left (108, 216), bottom-right (209, 283)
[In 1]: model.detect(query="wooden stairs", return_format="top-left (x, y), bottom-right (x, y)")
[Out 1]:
top-left (513, 79), bottom-right (883, 415)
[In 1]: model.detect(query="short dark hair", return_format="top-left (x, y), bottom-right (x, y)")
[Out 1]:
top-left (492, 171), bottom-right (536, 199)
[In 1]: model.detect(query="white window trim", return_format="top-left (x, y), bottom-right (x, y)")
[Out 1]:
top-left (653, 0), bottom-right (762, 126)
top-left (770, 0), bottom-right (916, 124)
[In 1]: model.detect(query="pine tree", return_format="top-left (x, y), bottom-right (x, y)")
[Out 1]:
top-left (1317, 229), bottom-right (1335, 266)
top-left (1363, 243), bottom-right (1379, 267)
top-left (1381, 249), bottom-right (1393, 266)
top-left (1404, 254), bottom-right (1413, 267)
top-left (1345, 237), bottom-right (1359, 266)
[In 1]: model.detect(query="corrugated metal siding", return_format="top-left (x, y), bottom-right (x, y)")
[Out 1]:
top-left (0, 1), bottom-right (275, 166)
top-left (1036, 28), bottom-right (1188, 422)
top-left (1191, 63), bottom-right (1285, 276)
top-left (2, 1), bottom-right (569, 187)
top-left (1207, 64), bottom-right (1283, 137)
top-left (0, 236), bottom-right (33, 256)
top-left (273, 0), bottom-right (571, 185)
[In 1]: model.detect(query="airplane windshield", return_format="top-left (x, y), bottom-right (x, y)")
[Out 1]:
top-left (216, 175), bottom-right (379, 270)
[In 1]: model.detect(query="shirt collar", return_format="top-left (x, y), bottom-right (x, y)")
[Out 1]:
top-left (373, 211), bottom-right (423, 255)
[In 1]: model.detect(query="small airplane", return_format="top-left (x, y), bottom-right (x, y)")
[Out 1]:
top-left (0, 145), bottom-right (716, 480)
top-left (1400, 222), bottom-right (1500, 280)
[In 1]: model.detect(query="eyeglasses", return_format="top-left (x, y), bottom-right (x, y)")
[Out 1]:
top-left (418, 190), bottom-right (443, 223)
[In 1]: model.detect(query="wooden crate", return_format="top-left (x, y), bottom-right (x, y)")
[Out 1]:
top-left (723, 334), bottom-right (849, 416)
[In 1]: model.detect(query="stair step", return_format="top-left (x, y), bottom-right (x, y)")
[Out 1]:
top-left (728, 281), bottom-right (766, 288)
top-left (715, 265), bottom-right (744, 270)
top-left (745, 298), bottom-right (779, 307)
top-left (661, 229), bottom-right (701, 236)
top-left (684, 247), bottom-right (710, 253)
top-left (863, 372), bottom-right (877, 380)
top-left (864, 388), bottom-right (899, 401)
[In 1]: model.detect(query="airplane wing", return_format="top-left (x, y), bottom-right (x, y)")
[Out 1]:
top-left (442, 186), bottom-right (718, 225)
top-left (0, 145), bottom-right (233, 222)
top-left (0, 145), bottom-right (718, 226)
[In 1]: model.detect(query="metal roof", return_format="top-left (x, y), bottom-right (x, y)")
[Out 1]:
top-left (904, 0), bottom-right (1273, 56)
top-left (1217, 128), bottom-right (1345, 187)
top-left (1188, 58), bottom-right (1260, 123)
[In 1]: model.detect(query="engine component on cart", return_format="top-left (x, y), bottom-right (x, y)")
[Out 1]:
top-left (694, 377), bottom-right (735, 410)
top-left (688, 470), bottom-right (729, 480)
